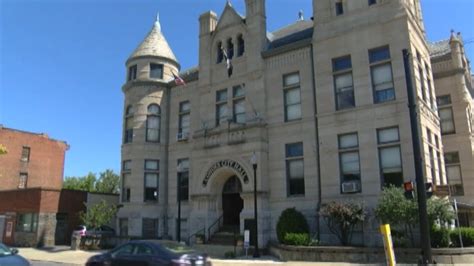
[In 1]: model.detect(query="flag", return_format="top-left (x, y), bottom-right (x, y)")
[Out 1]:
top-left (222, 48), bottom-right (233, 77)
top-left (173, 73), bottom-right (186, 86)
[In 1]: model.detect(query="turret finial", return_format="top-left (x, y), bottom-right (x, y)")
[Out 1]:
top-left (155, 12), bottom-right (161, 32)
top-left (298, 10), bottom-right (304, 21)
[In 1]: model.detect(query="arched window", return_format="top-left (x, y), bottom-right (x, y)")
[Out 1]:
top-left (237, 34), bottom-right (245, 57)
top-left (146, 104), bottom-right (161, 142)
top-left (227, 38), bottom-right (234, 59)
top-left (124, 105), bottom-right (134, 143)
top-left (217, 41), bottom-right (223, 63)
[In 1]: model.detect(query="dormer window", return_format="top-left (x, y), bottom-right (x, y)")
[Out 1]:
top-left (368, 0), bottom-right (376, 6)
top-left (150, 63), bottom-right (163, 79)
top-left (335, 1), bottom-right (344, 16)
top-left (237, 35), bottom-right (245, 57)
top-left (128, 65), bottom-right (137, 81)
top-left (227, 38), bottom-right (234, 59)
top-left (217, 42), bottom-right (223, 63)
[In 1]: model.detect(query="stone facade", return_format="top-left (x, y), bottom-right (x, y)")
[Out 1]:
top-left (118, 0), bottom-right (472, 247)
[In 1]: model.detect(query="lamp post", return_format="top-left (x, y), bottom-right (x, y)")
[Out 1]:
top-left (177, 162), bottom-right (183, 243)
top-left (250, 152), bottom-right (260, 258)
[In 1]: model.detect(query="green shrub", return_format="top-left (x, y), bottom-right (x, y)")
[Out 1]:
top-left (450, 227), bottom-right (474, 247)
top-left (430, 226), bottom-right (450, 248)
top-left (224, 251), bottom-right (235, 258)
top-left (276, 208), bottom-right (309, 244)
top-left (283, 233), bottom-right (311, 246)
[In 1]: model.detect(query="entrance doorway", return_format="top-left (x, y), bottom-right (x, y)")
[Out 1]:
top-left (222, 176), bottom-right (243, 226)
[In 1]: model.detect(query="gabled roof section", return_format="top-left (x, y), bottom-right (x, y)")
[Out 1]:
top-left (267, 20), bottom-right (313, 50)
top-left (128, 15), bottom-right (178, 65)
top-left (428, 39), bottom-right (451, 59)
top-left (215, 1), bottom-right (244, 30)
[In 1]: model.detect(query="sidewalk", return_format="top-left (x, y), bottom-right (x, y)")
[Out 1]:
top-left (17, 246), bottom-right (102, 265)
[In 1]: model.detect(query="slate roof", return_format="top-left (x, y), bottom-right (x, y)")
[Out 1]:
top-left (128, 19), bottom-right (178, 64)
top-left (267, 20), bottom-right (314, 50)
top-left (428, 39), bottom-right (451, 59)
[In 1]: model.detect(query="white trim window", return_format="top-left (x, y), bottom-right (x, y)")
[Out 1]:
top-left (377, 127), bottom-right (403, 187)
top-left (369, 46), bottom-right (395, 103)
top-left (216, 89), bottom-right (228, 126)
top-left (437, 95), bottom-right (456, 135)
top-left (338, 133), bottom-right (361, 193)
top-left (333, 55), bottom-right (354, 110)
top-left (283, 73), bottom-right (301, 121)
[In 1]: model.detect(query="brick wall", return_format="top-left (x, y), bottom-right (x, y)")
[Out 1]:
top-left (0, 127), bottom-right (68, 190)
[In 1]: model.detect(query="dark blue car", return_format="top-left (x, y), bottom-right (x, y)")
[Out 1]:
top-left (0, 243), bottom-right (29, 266)
top-left (86, 240), bottom-right (211, 266)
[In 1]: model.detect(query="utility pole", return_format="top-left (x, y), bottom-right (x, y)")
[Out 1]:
top-left (403, 49), bottom-right (433, 264)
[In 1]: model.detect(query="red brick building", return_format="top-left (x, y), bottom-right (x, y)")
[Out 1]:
top-left (0, 125), bottom-right (68, 190)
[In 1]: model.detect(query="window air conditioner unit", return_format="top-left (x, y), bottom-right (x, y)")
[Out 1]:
top-left (177, 132), bottom-right (189, 141)
top-left (341, 181), bottom-right (361, 193)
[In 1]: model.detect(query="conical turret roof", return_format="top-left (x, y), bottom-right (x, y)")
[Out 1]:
top-left (128, 14), bottom-right (178, 65)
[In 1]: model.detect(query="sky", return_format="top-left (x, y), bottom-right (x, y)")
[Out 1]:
top-left (1, 0), bottom-right (473, 178)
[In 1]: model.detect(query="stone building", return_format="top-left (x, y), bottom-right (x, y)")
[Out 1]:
top-left (429, 32), bottom-right (474, 227)
top-left (118, 0), bottom-right (455, 247)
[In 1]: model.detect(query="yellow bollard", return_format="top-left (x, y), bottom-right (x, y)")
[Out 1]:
top-left (380, 224), bottom-right (396, 266)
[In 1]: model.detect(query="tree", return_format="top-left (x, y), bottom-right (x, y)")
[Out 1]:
top-left (0, 144), bottom-right (7, 155)
top-left (320, 201), bottom-right (365, 246)
top-left (79, 200), bottom-right (118, 229)
top-left (94, 170), bottom-right (120, 194)
top-left (375, 186), bottom-right (454, 247)
top-left (63, 169), bottom-right (119, 193)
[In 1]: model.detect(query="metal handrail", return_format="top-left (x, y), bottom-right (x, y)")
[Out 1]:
top-left (207, 214), bottom-right (224, 241)
top-left (186, 227), bottom-right (205, 245)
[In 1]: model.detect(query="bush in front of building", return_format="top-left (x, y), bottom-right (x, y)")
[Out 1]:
top-left (320, 201), bottom-right (365, 246)
top-left (283, 233), bottom-right (311, 246)
top-left (430, 226), bottom-right (450, 248)
top-left (276, 208), bottom-right (309, 245)
top-left (450, 227), bottom-right (474, 247)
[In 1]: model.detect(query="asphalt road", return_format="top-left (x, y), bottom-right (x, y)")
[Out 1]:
top-left (31, 261), bottom-right (77, 266)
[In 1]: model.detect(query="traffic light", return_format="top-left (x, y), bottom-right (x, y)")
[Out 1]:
top-left (425, 182), bottom-right (433, 198)
top-left (404, 181), bottom-right (415, 199)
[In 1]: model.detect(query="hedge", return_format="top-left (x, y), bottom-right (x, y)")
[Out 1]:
top-left (450, 227), bottom-right (474, 247)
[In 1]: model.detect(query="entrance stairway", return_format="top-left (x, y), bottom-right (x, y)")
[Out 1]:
top-left (207, 225), bottom-right (239, 245)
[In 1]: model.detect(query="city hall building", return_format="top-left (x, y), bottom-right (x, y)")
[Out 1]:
top-left (117, 0), bottom-right (473, 247)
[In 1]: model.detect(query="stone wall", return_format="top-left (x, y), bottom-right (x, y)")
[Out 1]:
top-left (269, 244), bottom-right (474, 264)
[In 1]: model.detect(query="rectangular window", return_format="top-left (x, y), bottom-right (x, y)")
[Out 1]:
top-left (425, 62), bottom-right (435, 109)
top-left (18, 173), bottom-right (28, 189)
top-left (445, 152), bottom-right (463, 195)
top-left (283, 73), bottom-right (302, 121)
top-left (378, 127), bottom-right (403, 187)
top-left (128, 65), bottom-right (137, 81)
top-left (125, 112), bottom-right (134, 144)
top-left (119, 218), bottom-right (128, 236)
top-left (122, 160), bottom-right (131, 202)
top-left (177, 159), bottom-right (189, 202)
top-left (144, 160), bottom-right (159, 202)
top-left (429, 147), bottom-right (436, 184)
top-left (216, 89), bottom-right (228, 126)
top-left (16, 213), bottom-right (38, 233)
top-left (142, 218), bottom-right (159, 239)
top-left (333, 56), bottom-right (354, 110)
top-left (150, 63), bottom-right (163, 79)
top-left (233, 85), bottom-right (246, 123)
top-left (21, 147), bottom-right (30, 162)
top-left (178, 101), bottom-right (191, 138)
top-left (338, 133), bottom-right (361, 193)
top-left (335, 2), bottom-right (344, 15)
top-left (368, 0), bottom-right (376, 5)
top-left (286, 142), bottom-right (305, 196)
top-left (437, 95), bottom-right (456, 135)
top-left (370, 46), bottom-right (395, 103)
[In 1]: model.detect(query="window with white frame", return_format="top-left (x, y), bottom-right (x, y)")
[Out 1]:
top-left (21, 147), bottom-right (30, 162)
top-left (437, 95), bottom-right (455, 134)
top-left (286, 142), bottom-right (305, 196)
top-left (283, 73), bottom-right (301, 121)
top-left (177, 159), bottom-right (189, 202)
top-left (369, 46), bottom-right (395, 103)
top-left (124, 105), bottom-right (134, 144)
top-left (18, 173), bottom-right (28, 189)
top-left (16, 213), bottom-right (38, 232)
top-left (122, 160), bottom-right (131, 202)
top-left (144, 160), bottom-right (159, 202)
top-left (377, 127), bottom-right (403, 187)
top-left (333, 56), bottom-right (354, 110)
top-left (178, 101), bottom-right (190, 138)
top-left (150, 63), bottom-right (163, 79)
top-left (338, 133), bottom-right (361, 193)
top-left (233, 85), bottom-right (245, 123)
top-left (216, 89), bottom-right (228, 126)
top-left (445, 152), bottom-right (463, 195)
top-left (146, 104), bottom-right (161, 142)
